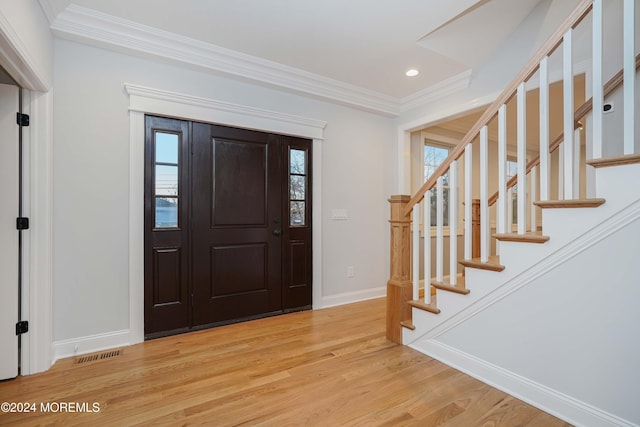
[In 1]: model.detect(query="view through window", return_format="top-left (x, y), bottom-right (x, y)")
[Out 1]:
top-left (424, 143), bottom-right (450, 227)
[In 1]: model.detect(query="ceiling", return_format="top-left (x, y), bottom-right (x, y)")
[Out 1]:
top-left (425, 74), bottom-right (587, 152)
top-left (41, 0), bottom-right (574, 114)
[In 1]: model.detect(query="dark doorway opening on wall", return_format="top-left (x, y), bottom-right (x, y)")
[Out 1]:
top-left (144, 116), bottom-right (312, 339)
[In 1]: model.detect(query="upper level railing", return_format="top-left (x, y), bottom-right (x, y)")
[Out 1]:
top-left (386, 0), bottom-right (639, 343)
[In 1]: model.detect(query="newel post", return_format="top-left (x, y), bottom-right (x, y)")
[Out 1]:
top-left (386, 195), bottom-right (412, 344)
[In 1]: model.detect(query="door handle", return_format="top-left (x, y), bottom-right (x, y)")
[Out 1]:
top-left (272, 229), bottom-right (282, 236)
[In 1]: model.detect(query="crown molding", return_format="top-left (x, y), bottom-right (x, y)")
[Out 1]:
top-left (400, 69), bottom-right (472, 113)
top-left (51, 5), bottom-right (405, 116)
top-left (50, 5), bottom-right (474, 117)
top-left (37, 0), bottom-right (58, 25)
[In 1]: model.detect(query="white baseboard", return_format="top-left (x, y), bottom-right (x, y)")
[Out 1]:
top-left (51, 287), bottom-right (386, 361)
top-left (52, 286), bottom-right (386, 361)
top-left (412, 340), bottom-right (637, 427)
top-left (53, 329), bottom-right (131, 362)
top-left (320, 286), bottom-right (386, 308)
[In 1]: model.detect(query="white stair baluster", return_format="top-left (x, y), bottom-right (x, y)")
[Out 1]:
top-left (436, 176), bottom-right (444, 282)
top-left (496, 105), bottom-right (511, 233)
top-left (623, 0), bottom-right (635, 155)
top-left (530, 166), bottom-right (537, 232)
top-left (558, 142), bottom-right (565, 199)
top-left (423, 195), bottom-right (431, 305)
top-left (507, 188), bottom-right (513, 232)
top-left (592, 0), bottom-right (603, 160)
top-left (480, 126), bottom-right (489, 263)
top-left (449, 161), bottom-right (458, 285)
top-left (539, 56), bottom-right (550, 201)
top-left (498, 104), bottom-right (507, 249)
top-left (464, 144), bottom-right (472, 260)
top-left (517, 82), bottom-right (527, 235)
top-left (574, 127), bottom-right (581, 197)
top-left (563, 29), bottom-right (575, 199)
top-left (412, 206), bottom-right (419, 301)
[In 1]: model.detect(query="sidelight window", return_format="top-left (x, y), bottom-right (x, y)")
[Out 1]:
top-left (154, 132), bottom-right (180, 228)
top-left (289, 148), bottom-right (307, 226)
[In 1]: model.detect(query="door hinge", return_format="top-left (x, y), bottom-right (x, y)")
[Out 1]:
top-left (16, 217), bottom-right (29, 230)
top-left (16, 321), bottom-right (28, 335)
top-left (16, 112), bottom-right (30, 127)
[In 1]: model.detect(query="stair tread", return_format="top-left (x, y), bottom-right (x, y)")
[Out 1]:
top-left (459, 256), bottom-right (505, 272)
top-left (534, 198), bottom-right (605, 209)
top-left (431, 274), bottom-right (470, 295)
top-left (586, 153), bottom-right (640, 168)
top-left (400, 320), bottom-right (415, 330)
top-left (493, 232), bottom-right (550, 243)
top-left (408, 298), bottom-right (440, 314)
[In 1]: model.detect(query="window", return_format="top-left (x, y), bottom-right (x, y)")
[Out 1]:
top-left (154, 132), bottom-right (180, 228)
top-left (424, 143), bottom-right (451, 227)
top-left (289, 148), bottom-right (307, 226)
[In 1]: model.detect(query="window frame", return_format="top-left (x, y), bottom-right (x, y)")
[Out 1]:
top-left (421, 139), bottom-right (461, 237)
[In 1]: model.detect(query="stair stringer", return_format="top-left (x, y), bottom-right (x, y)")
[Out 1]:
top-left (407, 199), bottom-right (640, 427)
top-left (403, 162), bottom-right (640, 346)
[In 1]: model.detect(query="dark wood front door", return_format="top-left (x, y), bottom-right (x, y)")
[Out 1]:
top-left (144, 116), bottom-right (312, 338)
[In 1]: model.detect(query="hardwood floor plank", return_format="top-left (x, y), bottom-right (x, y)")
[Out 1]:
top-left (0, 298), bottom-right (570, 426)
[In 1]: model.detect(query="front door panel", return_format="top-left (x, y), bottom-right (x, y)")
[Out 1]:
top-left (191, 124), bottom-right (282, 326)
top-left (144, 118), bottom-right (312, 338)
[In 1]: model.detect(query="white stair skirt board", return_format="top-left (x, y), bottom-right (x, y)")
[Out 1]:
top-left (412, 340), bottom-right (637, 427)
top-left (403, 170), bottom-right (640, 427)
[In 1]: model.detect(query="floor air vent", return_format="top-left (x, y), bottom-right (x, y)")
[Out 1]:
top-left (75, 349), bottom-right (122, 365)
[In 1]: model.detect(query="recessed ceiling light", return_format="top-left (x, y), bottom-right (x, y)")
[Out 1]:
top-left (405, 69), bottom-right (419, 77)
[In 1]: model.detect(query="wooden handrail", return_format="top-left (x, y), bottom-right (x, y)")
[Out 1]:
top-left (404, 0), bottom-right (594, 218)
top-left (487, 53), bottom-right (640, 207)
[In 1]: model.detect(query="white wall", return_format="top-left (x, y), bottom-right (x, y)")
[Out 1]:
top-left (0, 0), bottom-right (53, 90)
top-left (434, 214), bottom-right (640, 425)
top-left (52, 38), bottom-right (395, 343)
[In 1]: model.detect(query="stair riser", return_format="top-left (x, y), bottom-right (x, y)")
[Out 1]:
top-left (594, 163), bottom-right (640, 202)
top-left (498, 240), bottom-right (555, 272)
top-left (541, 164), bottom-right (640, 241)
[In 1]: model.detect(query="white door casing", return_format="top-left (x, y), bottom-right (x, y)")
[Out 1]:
top-left (0, 83), bottom-right (19, 380)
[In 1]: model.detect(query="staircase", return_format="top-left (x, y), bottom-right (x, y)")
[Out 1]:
top-left (386, 1), bottom-right (640, 426)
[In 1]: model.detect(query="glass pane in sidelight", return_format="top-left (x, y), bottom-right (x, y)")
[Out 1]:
top-left (155, 132), bottom-right (179, 164)
top-left (155, 165), bottom-right (178, 196)
top-left (290, 201), bottom-right (305, 226)
top-left (155, 197), bottom-right (178, 228)
top-left (290, 149), bottom-right (306, 175)
top-left (290, 175), bottom-right (306, 200)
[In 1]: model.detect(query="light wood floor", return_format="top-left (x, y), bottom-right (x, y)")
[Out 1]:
top-left (0, 298), bottom-right (571, 426)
